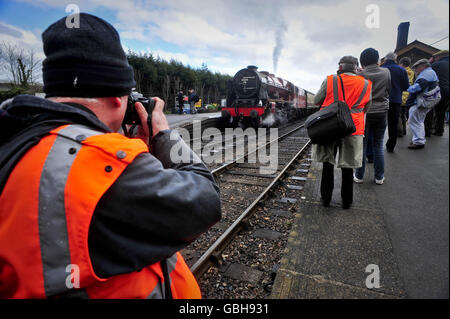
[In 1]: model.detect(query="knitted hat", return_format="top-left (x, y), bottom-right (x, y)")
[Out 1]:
top-left (42, 13), bottom-right (135, 98)
top-left (360, 48), bottom-right (379, 67)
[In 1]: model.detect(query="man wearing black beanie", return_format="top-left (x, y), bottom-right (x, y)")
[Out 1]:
top-left (354, 48), bottom-right (391, 185)
top-left (0, 13), bottom-right (221, 299)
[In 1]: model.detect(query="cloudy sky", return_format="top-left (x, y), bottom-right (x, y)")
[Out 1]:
top-left (0, 0), bottom-right (448, 92)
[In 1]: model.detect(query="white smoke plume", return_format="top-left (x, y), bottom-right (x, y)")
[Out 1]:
top-left (262, 113), bottom-right (275, 127)
top-left (273, 22), bottom-right (287, 74)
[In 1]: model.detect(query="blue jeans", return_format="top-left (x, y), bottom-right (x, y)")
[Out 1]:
top-left (355, 112), bottom-right (387, 181)
top-left (366, 130), bottom-right (374, 161)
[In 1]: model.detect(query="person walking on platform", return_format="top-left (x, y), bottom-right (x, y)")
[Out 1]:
top-left (381, 52), bottom-right (410, 152)
top-left (0, 13), bottom-right (221, 299)
top-left (430, 50), bottom-right (449, 136)
top-left (177, 90), bottom-right (184, 114)
top-left (398, 57), bottom-right (415, 137)
top-left (313, 56), bottom-right (372, 209)
top-left (354, 48), bottom-right (391, 185)
top-left (406, 58), bottom-right (440, 149)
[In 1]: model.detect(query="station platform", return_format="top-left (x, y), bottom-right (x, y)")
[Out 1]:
top-left (271, 127), bottom-right (449, 299)
top-left (166, 112), bottom-right (221, 129)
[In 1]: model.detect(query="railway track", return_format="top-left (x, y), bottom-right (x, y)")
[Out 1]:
top-left (182, 122), bottom-right (312, 293)
top-left (182, 119), bottom-right (308, 172)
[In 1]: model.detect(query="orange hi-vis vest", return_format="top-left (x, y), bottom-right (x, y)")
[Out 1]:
top-left (0, 124), bottom-right (201, 299)
top-left (321, 73), bottom-right (372, 136)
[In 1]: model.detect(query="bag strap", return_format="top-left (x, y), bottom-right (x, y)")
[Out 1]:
top-left (161, 259), bottom-right (173, 299)
top-left (332, 75), bottom-right (346, 103)
top-left (338, 75), bottom-right (346, 102)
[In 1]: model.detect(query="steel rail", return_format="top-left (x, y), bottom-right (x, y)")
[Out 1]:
top-left (191, 133), bottom-right (311, 278)
top-left (211, 123), bottom-right (306, 176)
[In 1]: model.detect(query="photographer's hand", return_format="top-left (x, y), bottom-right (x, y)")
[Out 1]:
top-left (149, 97), bottom-right (170, 137)
top-left (135, 97), bottom-right (169, 146)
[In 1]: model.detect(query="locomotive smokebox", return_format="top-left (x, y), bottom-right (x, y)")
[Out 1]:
top-left (233, 66), bottom-right (261, 99)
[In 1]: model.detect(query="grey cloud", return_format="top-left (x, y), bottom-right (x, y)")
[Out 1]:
top-left (396, 3), bottom-right (449, 40)
top-left (306, 23), bottom-right (368, 47)
top-left (13, 0), bottom-right (448, 90)
top-left (0, 23), bottom-right (23, 38)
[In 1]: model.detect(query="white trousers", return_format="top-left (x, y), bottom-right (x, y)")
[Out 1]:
top-left (408, 104), bottom-right (432, 145)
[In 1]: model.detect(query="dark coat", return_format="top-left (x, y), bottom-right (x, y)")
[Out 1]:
top-left (431, 56), bottom-right (449, 97)
top-left (189, 92), bottom-right (199, 103)
top-left (177, 93), bottom-right (184, 106)
top-left (382, 60), bottom-right (410, 104)
top-left (0, 95), bottom-right (221, 278)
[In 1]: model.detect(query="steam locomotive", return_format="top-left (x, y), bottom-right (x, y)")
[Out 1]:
top-left (222, 65), bottom-right (317, 128)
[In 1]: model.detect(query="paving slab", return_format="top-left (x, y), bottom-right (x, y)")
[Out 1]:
top-left (272, 160), bottom-right (406, 298)
top-left (373, 128), bottom-right (449, 298)
top-left (272, 128), bottom-right (449, 299)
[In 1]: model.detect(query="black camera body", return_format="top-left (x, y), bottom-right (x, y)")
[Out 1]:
top-left (123, 91), bottom-right (156, 125)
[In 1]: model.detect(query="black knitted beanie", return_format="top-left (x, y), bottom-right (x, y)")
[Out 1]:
top-left (360, 48), bottom-right (379, 67)
top-left (42, 13), bottom-right (135, 98)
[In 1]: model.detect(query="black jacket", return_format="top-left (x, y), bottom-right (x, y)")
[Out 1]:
top-left (177, 93), bottom-right (184, 105)
top-left (0, 95), bottom-right (221, 278)
top-left (189, 92), bottom-right (199, 103)
top-left (381, 60), bottom-right (410, 104)
top-left (432, 56), bottom-right (449, 97)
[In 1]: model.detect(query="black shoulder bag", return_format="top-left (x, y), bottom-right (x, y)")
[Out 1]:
top-left (305, 75), bottom-right (356, 145)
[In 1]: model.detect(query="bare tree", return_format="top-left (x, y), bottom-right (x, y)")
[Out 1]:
top-left (0, 42), bottom-right (41, 88)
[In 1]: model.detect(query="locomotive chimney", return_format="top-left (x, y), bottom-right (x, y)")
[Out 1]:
top-left (396, 22), bottom-right (410, 51)
top-left (247, 65), bottom-right (258, 71)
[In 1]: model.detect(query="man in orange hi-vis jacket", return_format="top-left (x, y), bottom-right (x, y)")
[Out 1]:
top-left (0, 13), bottom-right (221, 299)
top-left (312, 56), bottom-right (372, 210)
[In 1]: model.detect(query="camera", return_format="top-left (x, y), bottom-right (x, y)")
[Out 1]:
top-left (123, 90), bottom-right (156, 125)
